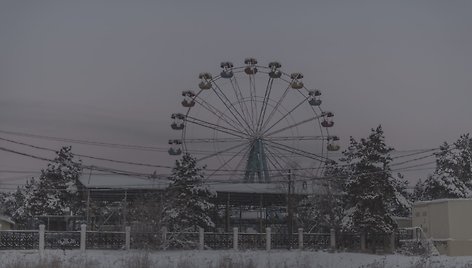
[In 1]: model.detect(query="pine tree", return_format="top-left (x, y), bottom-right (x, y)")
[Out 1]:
top-left (24, 146), bottom-right (83, 218)
top-left (164, 153), bottom-right (215, 232)
top-left (414, 134), bottom-right (472, 200)
top-left (341, 125), bottom-right (410, 234)
top-left (1, 177), bottom-right (40, 228)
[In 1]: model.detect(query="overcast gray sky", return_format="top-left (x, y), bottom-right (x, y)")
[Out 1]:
top-left (1, 0), bottom-right (471, 188)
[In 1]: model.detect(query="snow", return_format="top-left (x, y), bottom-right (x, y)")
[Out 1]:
top-left (1, 250), bottom-right (472, 268)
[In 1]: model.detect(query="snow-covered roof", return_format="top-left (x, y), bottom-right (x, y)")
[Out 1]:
top-left (79, 174), bottom-right (326, 195)
top-left (414, 198), bottom-right (472, 206)
top-left (210, 183), bottom-right (285, 194)
top-left (79, 174), bottom-right (169, 190)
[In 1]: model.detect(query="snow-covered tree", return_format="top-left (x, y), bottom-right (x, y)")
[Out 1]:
top-left (24, 146), bottom-right (83, 218)
top-left (415, 174), bottom-right (470, 201)
top-left (341, 126), bottom-right (410, 234)
top-left (298, 161), bottom-right (344, 232)
top-left (164, 153), bottom-right (215, 232)
top-left (414, 134), bottom-right (472, 200)
top-left (162, 154), bottom-right (215, 248)
top-left (0, 177), bottom-right (41, 228)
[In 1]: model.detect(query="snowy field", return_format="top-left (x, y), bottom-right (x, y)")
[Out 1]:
top-left (1, 250), bottom-right (472, 268)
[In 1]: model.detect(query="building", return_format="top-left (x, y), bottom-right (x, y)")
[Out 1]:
top-left (78, 173), bottom-right (328, 232)
top-left (413, 199), bottom-right (472, 256)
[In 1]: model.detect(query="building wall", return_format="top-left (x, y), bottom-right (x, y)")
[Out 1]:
top-left (429, 201), bottom-right (449, 239)
top-left (413, 201), bottom-right (449, 239)
top-left (447, 240), bottom-right (472, 256)
top-left (448, 200), bottom-right (472, 240)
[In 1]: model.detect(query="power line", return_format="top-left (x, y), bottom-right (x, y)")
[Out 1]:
top-left (0, 129), bottom-right (168, 152)
top-left (0, 131), bottom-right (452, 179)
top-left (0, 136), bottom-right (174, 169)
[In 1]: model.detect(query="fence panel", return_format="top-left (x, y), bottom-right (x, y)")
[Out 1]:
top-left (304, 233), bottom-right (330, 250)
top-left (0, 230), bottom-right (39, 250)
top-left (204, 233), bottom-right (233, 249)
top-left (45, 231), bottom-right (80, 249)
top-left (337, 233), bottom-right (361, 251)
top-left (86, 231), bottom-right (125, 249)
top-left (271, 233), bottom-right (298, 249)
top-left (238, 233), bottom-right (266, 250)
top-left (131, 232), bottom-right (162, 250)
top-left (166, 232), bottom-right (199, 249)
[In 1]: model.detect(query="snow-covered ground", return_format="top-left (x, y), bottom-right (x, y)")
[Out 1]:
top-left (1, 249), bottom-right (472, 268)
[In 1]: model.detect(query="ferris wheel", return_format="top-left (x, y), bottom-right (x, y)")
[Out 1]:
top-left (169, 58), bottom-right (339, 183)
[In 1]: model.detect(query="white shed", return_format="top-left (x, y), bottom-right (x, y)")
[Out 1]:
top-left (413, 199), bottom-right (472, 256)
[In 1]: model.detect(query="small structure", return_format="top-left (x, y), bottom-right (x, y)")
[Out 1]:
top-left (413, 199), bottom-right (472, 256)
top-left (78, 173), bottom-right (327, 233)
top-left (0, 215), bottom-right (15, 230)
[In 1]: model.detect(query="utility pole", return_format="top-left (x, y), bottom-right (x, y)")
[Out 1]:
top-left (86, 168), bottom-right (92, 228)
top-left (123, 189), bottom-right (128, 230)
top-left (287, 169), bottom-right (293, 236)
top-left (86, 189), bottom-right (90, 226)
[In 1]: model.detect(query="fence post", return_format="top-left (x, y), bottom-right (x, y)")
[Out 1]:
top-left (233, 227), bottom-right (238, 250)
top-left (199, 227), bottom-right (204, 250)
top-left (39, 224), bottom-right (45, 257)
top-left (360, 232), bottom-right (366, 251)
top-left (266, 227), bottom-right (271, 251)
top-left (161, 226), bottom-right (167, 250)
top-left (330, 229), bottom-right (336, 249)
top-left (80, 224), bottom-right (86, 252)
top-left (298, 228), bottom-right (303, 250)
top-left (125, 226), bottom-right (131, 250)
top-left (389, 232), bottom-right (395, 253)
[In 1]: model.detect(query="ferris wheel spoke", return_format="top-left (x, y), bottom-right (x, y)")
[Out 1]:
top-left (260, 82), bottom-right (292, 131)
top-left (264, 144), bottom-right (288, 172)
top-left (264, 115), bottom-right (324, 137)
top-left (229, 78), bottom-right (250, 126)
top-left (249, 75), bottom-right (258, 129)
top-left (193, 96), bottom-right (251, 136)
top-left (227, 141), bottom-right (254, 181)
top-left (231, 76), bottom-right (253, 129)
top-left (198, 91), bottom-right (249, 135)
top-left (265, 145), bottom-right (299, 173)
top-left (265, 140), bottom-right (328, 163)
top-left (256, 78), bottom-right (274, 132)
top-left (185, 116), bottom-right (247, 139)
top-left (206, 143), bottom-right (252, 179)
top-left (244, 75), bottom-right (255, 129)
top-left (211, 82), bottom-right (255, 135)
top-left (261, 94), bottom-right (311, 135)
top-left (186, 115), bottom-right (246, 136)
top-left (196, 141), bottom-right (248, 162)
top-left (185, 137), bottom-right (249, 143)
top-left (265, 135), bottom-right (328, 142)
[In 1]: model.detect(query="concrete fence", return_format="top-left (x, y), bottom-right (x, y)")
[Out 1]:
top-left (2, 225), bottom-right (397, 252)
